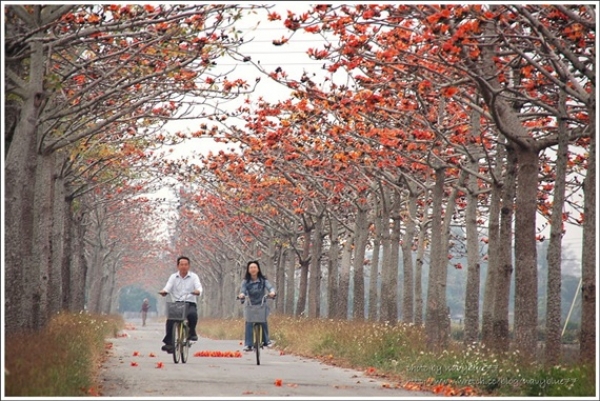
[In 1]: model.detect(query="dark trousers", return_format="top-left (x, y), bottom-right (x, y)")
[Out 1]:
top-left (162, 302), bottom-right (198, 345)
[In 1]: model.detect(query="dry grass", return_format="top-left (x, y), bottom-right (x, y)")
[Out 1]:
top-left (198, 314), bottom-right (597, 397)
top-left (4, 312), bottom-right (123, 397)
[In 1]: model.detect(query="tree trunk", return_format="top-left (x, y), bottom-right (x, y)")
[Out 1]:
top-left (352, 206), bottom-right (369, 320)
top-left (68, 206), bottom-right (87, 312)
top-left (513, 146), bottom-right (539, 359)
top-left (580, 104), bottom-right (596, 364)
top-left (276, 244), bottom-right (286, 314)
top-left (492, 144), bottom-right (517, 353)
top-left (482, 143), bottom-right (503, 346)
top-left (425, 168), bottom-right (446, 350)
top-left (464, 168), bottom-right (481, 345)
top-left (379, 187), bottom-right (394, 322)
top-left (60, 190), bottom-right (72, 311)
top-left (368, 200), bottom-right (382, 321)
top-left (308, 214), bottom-right (323, 318)
top-left (4, 40), bottom-right (45, 334)
top-left (327, 218), bottom-right (340, 318)
top-left (438, 171), bottom-right (466, 343)
top-left (337, 230), bottom-right (353, 319)
top-left (54, 171), bottom-right (69, 312)
top-left (401, 187), bottom-right (417, 323)
top-left (473, 17), bottom-right (540, 360)
top-left (544, 92), bottom-right (569, 366)
top-left (295, 225), bottom-right (311, 317)
top-left (31, 151), bottom-right (56, 328)
top-left (463, 111), bottom-right (483, 344)
top-left (414, 213), bottom-right (429, 326)
top-left (389, 214), bottom-right (401, 322)
top-left (284, 247), bottom-right (295, 315)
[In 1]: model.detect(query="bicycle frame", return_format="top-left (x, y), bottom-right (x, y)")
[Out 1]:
top-left (239, 294), bottom-right (273, 366)
top-left (167, 294), bottom-right (194, 364)
top-left (172, 317), bottom-right (190, 364)
top-left (252, 322), bottom-right (263, 365)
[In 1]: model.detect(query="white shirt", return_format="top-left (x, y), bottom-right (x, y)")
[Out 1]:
top-left (162, 271), bottom-right (203, 303)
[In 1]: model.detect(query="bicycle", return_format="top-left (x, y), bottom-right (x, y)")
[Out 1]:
top-left (165, 294), bottom-right (196, 364)
top-left (238, 294), bottom-right (275, 365)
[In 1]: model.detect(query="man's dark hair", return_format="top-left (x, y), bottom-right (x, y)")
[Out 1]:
top-left (177, 255), bottom-right (190, 265)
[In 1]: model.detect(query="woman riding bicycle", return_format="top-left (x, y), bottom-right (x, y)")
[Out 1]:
top-left (238, 260), bottom-right (276, 352)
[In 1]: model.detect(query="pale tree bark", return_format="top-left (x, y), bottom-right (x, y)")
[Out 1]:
top-left (473, 17), bottom-right (540, 359)
top-left (68, 203), bottom-right (87, 312)
top-left (414, 210), bottom-right (430, 326)
top-left (53, 163), bottom-right (68, 312)
top-left (327, 218), bottom-right (340, 318)
top-left (464, 170), bottom-right (481, 344)
top-left (492, 144), bottom-right (517, 353)
top-left (308, 213), bottom-right (324, 318)
top-left (464, 110), bottom-right (483, 344)
top-left (337, 230), bottom-right (353, 319)
top-left (352, 206), bottom-right (369, 320)
top-left (580, 104), bottom-right (595, 364)
top-left (544, 91), bottom-right (569, 366)
top-left (380, 186), bottom-right (398, 322)
top-left (31, 151), bottom-right (56, 328)
top-left (4, 37), bottom-right (45, 334)
top-left (264, 228), bottom-right (277, 284)
top-left (275, 244), bottom-right (286, 314)
top-left (208, 264), bottom-right (224, 318)
top-left (425, 168), bottom-right (447, 350)
top-left (513, 147), bottom-right (539, 358)
top-left (389, 211), bottom-right (401, 321)
top-left (368, 199), bottom-right (383, 321)
top-left (436, 169), bottom-right (469, 344)
top-left (482, 141), bottom-right (504, 346)
top-left (400, 183), bottom-right (417, 323)
top-left (85, 201), bottom-right (117, 313)
top-left (103, 256), bottom-right (121, 314)
top-left (285, 246), bottom-right (296, 316)
top-left (295, 220), bottom-right (312, 317)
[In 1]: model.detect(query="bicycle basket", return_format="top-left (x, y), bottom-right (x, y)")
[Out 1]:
top-left (244, 303), bottom-right (268, 323)
top-left (166, 302), bottom-right (187, 320)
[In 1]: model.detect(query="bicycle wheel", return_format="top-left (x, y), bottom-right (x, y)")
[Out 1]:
top-left (172, 322), bottom-right (181, 363)
top-left (181, 322), bottom-right (189, 363)
top-left (253, 324), bottom-right (261, 365)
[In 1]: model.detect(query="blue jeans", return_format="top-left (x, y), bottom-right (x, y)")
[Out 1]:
top-left (245, 321), bottom-right (269, 347)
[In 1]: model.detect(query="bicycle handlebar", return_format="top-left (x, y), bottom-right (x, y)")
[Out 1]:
top-left (237, 294), bottom-right (276, 305)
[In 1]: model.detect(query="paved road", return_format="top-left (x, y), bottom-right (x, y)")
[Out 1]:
top-left (98, 319), bottom-right (437, 398)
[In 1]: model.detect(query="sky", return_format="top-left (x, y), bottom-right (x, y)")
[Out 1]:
top-left (160, 2), bottom-right (339, 159)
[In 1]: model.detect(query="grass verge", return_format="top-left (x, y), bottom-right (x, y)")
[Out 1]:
top-left (198, 315), bottom-right (596, 397)
top-left (4, 311), bottom-right (123, 397)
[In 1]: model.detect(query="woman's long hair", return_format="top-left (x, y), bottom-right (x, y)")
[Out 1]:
top-left (244, 260), bottom-right (267, 282)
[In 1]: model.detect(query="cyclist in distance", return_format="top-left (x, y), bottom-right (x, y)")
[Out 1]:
top-left (238, 260), bottom-right (276, 352)
top-left (159, 255), bottom-right (203, 353)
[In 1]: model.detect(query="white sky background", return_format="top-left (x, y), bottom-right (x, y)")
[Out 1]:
top-left (160, 2), bottom-right (340, 160)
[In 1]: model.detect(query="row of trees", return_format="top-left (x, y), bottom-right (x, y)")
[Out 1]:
top-left (3, 4), bottom-right (594, 368)
top-left (4, 4), bottom-right (267, 330)
top-left (166, 4), bottom-right (595, 366)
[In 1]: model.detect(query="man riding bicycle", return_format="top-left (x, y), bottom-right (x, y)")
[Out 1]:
top-left (159, 256), bottom-right (203, 353)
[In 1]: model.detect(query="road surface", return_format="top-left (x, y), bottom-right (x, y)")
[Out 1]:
top-left (98, 318), bottom-right (437, 398)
